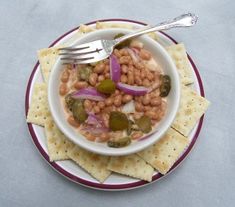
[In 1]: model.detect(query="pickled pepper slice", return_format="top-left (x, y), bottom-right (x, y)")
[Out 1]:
top-left (107, 137), bottom-right (131, 148)
top-left (65, 93), bottom-right (76, 111)
top-left (72, 100), bottom-right (88, 123)
top-left (109, 111), bottom-right (129, 131)
top-left (135, 115), bottom-right (152, 133)
top-left (97, 79), bottom-right (116, 94)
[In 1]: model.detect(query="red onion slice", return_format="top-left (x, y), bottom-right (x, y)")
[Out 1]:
top-left (127, 48), bottom-right (140, 63)
top-left (71, 88), bottom-right (106, 101)
top-left (86, 113), bottom-right (103, 127)
top-left (131, 47), bottom-right (140, 54)
top-left (110, 54), bottom-right (121, 83)
top-left (117, 82), bottom-right (148, 96)
top-left (83, 113), bottom-right (109, 134)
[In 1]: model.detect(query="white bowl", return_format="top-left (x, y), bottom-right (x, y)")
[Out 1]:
top-left (48, 28), bottom-right (180, 156)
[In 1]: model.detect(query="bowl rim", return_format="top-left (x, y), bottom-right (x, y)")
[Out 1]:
top-left (48, 28), bottom-right (180, 156)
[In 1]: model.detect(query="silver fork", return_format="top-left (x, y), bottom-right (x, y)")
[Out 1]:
top-left (59, 13), bottom-right (198, 64)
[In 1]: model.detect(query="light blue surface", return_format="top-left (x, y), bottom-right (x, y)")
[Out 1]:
top-left (0, 0), bottom-right (234, 206)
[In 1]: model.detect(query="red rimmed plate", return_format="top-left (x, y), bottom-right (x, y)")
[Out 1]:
top-left (25, 19), bottom-right (205, 191)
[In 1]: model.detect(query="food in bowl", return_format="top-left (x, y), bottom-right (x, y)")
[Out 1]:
top-left (58, 34), bottom-right (171, 148)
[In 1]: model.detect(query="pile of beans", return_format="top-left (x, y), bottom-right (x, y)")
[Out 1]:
top-left (59, 46), bottom-right (167, 142)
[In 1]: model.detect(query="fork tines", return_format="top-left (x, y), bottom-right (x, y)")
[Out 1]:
top-left (59, 46), bottom-right (90, 52)
top-left (59, 46), bottom-right (102, 64)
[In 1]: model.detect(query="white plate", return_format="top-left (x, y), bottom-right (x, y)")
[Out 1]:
top-left (25, 19), bottom-right (206, 191)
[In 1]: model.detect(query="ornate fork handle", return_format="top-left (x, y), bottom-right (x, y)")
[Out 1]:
top-left (115, 13), bottom-right (198, 45)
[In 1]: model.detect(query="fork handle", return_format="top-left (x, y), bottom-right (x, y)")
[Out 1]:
top-left (115, 13), bottom-right (198, 45)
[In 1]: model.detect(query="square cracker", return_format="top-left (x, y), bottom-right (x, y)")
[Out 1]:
top-left (44, 117), bottom-right (74, 161)
top-left (138, 128), bottom-right (189, 175)
top-left (37, 24), bottom-right (93, 83)
top-left (67, 146), bottom-right (111, 183)
top-left (171, 85), bottom-right (210, 136)
top-left (37, 47), bottom-right (59, 82)
top-left (107, 154), bottom-right (154, 182)
top-left (78, 24), bottom-right (95, 33)
top-left (166, 43), bottom-right (194, 85)
top-left (26, 83), bottom-right (50, 126)
top-left (37, 26), bottom-right (87, 82)
top-left (96, 21), bottom-right (134, 30)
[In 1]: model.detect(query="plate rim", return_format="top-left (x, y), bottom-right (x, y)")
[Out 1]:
top-left (25, 18), bottom-right (205, 191)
